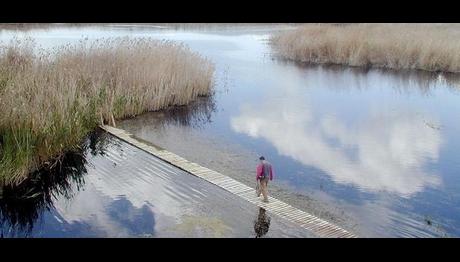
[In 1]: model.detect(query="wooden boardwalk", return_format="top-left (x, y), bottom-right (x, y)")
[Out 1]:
top-left (100, 125), bottom-right (356, 238)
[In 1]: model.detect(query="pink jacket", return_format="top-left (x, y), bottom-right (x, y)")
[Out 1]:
top-left (256, 161), bottom-right (274, 181)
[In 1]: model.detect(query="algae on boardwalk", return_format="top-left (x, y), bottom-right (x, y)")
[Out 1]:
top-left (271, 24), bottom-right (460, 73)
top-left (0, 37), bottom-right (214, 184)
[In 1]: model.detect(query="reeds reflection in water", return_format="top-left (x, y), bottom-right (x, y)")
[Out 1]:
top-left (0, 129), bottom-right (110, 237)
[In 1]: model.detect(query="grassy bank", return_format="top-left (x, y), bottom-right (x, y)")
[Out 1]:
top-left (0, 37), bottom-right (214, 184)
top-left (271, 23), bottom-right (460, 73)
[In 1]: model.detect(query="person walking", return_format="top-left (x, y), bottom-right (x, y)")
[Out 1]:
top-left (256, 156), bottom-right (274, 203)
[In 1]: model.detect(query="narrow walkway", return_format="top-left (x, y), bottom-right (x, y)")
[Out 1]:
top-left (100, 125), bottom-right (356, 238)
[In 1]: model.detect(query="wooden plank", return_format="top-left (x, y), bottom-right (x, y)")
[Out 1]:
top-left (100, 125), bottom-right (357, 238)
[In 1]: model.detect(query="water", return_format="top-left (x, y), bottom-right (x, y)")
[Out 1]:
top-left (0, 130), bottom-right (312, 237)
top-left (1, 24), bottom-right (460, 237)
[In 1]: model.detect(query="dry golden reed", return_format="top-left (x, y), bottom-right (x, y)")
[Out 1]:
top-left (271, 23), bottom-right (460, 73)
top-left (0, 37), bottom-right (214, 184)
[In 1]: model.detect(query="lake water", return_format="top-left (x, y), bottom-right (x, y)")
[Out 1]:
top-left (1, 24), bottom-right (460, 237)
top-left (0, 130), bottom-right (312, 237)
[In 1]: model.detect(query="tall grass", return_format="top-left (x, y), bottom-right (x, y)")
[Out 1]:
top-left (271, 23), bottom-right (460, 73)
top-left (0, 37), bottom-right (214, 184)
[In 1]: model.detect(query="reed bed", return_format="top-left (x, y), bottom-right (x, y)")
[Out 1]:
top-left (271, 23), bottom-right (460, 73)
top-left (0, 37), bottom-right (214, 184)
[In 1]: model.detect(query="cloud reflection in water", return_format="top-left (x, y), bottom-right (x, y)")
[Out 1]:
top-left (231, 90), bottom-right (442, 197)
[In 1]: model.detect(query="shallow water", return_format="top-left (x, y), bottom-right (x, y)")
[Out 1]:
top-left (0, 130), bottom-right (312, 237)
top-left (1, 24), bottom-right (460, 237)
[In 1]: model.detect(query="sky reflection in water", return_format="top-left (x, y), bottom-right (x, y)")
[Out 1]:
top-left (1, 24), bottom-right (460, 237)
top-left (231, 74), bottom-right (442, 197)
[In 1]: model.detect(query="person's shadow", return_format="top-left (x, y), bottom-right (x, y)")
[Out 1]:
top-left (254, 207), bottom-right (271, 238)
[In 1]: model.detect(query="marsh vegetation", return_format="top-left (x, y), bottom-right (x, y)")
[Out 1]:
top-left (0, 37), bottom-right (214, 184)
top-left (271, 23), bottom-right (460, 73)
